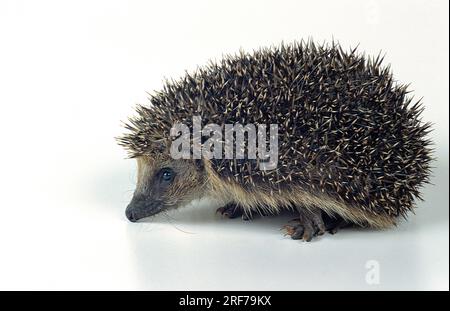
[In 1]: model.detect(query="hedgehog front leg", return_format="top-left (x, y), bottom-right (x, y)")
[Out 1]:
top-left (216, 203), bottom-right (252, 220)
top-left (283, 208), bottom-right (327, 242)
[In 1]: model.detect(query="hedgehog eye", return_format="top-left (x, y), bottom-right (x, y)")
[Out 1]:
top-left (159, 168), bottom-right (174, 183)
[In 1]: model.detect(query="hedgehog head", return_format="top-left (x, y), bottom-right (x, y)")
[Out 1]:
top-left (124, 140), bottom-right (206, 222)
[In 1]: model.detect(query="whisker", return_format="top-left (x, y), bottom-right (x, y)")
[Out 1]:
top-left (161, 210), bottom-right (196, 235)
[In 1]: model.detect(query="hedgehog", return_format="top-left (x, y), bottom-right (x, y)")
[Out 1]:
top-left (118, 41), bottom-right (433, 241)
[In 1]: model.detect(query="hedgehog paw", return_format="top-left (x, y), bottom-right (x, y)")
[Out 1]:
top-left (283, 209), bottom-right (326, 242)
top-left (216, 203), bottom-right (251, 220)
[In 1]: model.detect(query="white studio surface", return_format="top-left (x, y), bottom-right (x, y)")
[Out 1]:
top-left (0, 0), bottom-right (448, 290)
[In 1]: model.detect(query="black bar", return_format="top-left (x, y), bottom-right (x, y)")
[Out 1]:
top-left (0, 291), bottom-right (448, 309)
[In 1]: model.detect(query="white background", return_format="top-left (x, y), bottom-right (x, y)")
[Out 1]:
top-left (0, 0), bottom-right (448, 290)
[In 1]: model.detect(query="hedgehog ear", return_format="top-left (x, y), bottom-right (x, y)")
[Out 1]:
top-left (194, 159), bottom-right (204, 171)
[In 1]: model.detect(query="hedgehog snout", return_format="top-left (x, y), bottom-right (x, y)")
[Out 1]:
top-left (125, 193), bottom-right (163, 222)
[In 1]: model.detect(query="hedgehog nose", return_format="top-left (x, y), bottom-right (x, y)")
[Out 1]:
top-left (125, 208), bottom-right (138, 222)
top-left (126, 193), bottom-right (147, 222)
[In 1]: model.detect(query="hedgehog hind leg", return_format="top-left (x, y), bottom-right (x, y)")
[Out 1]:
top-left (283, 208), bottom-right (327, 242)
top-left (283, 208), bottom-right (354, 241)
